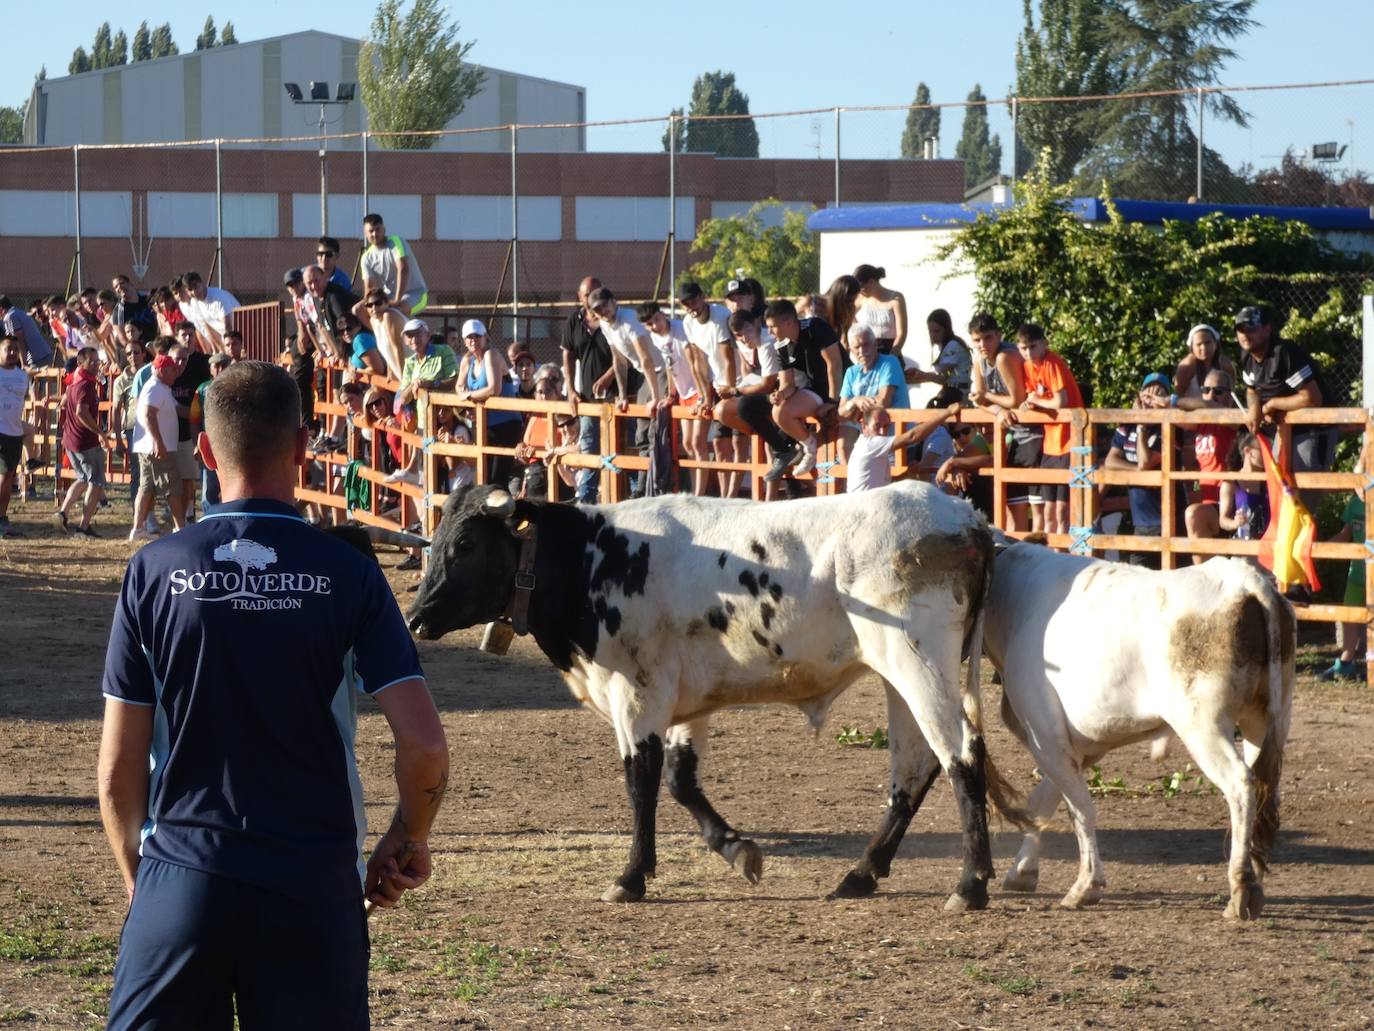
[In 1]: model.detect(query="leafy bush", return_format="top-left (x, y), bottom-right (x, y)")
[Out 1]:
top-left (685, 199), bottom-right (818, 298)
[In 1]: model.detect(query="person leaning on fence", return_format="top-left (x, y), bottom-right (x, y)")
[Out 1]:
top-left (936, 420), bottom-right (995, 517)
top-left (1174, 367), bottom-right (1241, 563)
top-left (337, 313), bottom-right (384, 377)
top-left (965, 312), bottom-right (1040, 531)
top-left (852, 264), bottom-right (907, 357)
top-left (848, 403), bottom-right (960, 494)
top-left (1017, 323), bottom-right (1083, 539)
top-left (1105, 372), bottom-right (1170, 567)
top-left (765, 298), bottom-right (843, 478)
top-left (383, 320), bottom-right (459, 488)
top-left (306, 264), bottom-right (360, 363)
top-left (836, 324), bottom-right (910, 465)
top-left (511, 363), bottom-right (576, 499)
top-left (590, 287), bottom-right (667, 498)
top-left (677, 280), bottom-right (738, 500)
top-left (359, 211), bottom-right (428, 319)
top-left (453, 319), bottom-right (523, 488)
top-left (640, 301), bottom-right (711, 497)
top-left (54, 346), bottom-right (112, 538)
top-left (360, 287), bottom-right (411, 381)
top-left (130, 353), bottom-right (184, 541)
top-left (561, 276), bottom-right (615, 505)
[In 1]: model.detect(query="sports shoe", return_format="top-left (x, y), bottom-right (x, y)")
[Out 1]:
top-left (128, 527), bottom-right (155, 542)
top-left (1320, 659), bottom-right (1359, 682)
top-left (793, 436), bottom-right (819, 476)
top-left (26, 457), bottom-right (44, 471)
top-left (762, 446), bottom-right (801, 483)
top-left (75, 525), bottom-right (100, 539)
top-left (52, 511), bottom-right (70, 533)
top-left (384, 468), bottom-right (421, 486)
top-left (396, 554), bottom-right (422, 571)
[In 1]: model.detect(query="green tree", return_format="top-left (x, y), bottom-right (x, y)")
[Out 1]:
top-left (195, 16), bottom-right (217, 51)
top-left (150, 23), bottom-right (178, 58)
top-left (359, 0), bottom-right (486, 151)
top-left (899, 82), bottom-right (940, 159)
top-left (955, 85), bottom-right (1003, 187)
top-left (0, 106), bottom-right (22, 144)
top-left (661, 106), bottom-right (684, 153)
top-left (686, 200), bottom-right (818, 298)
top-left (111, 29), bottom-right (129, 66)
top-left (1080, 0), bottom-right (1256, 200)
top-left (675, 71), bottom-right (759, 158)
top-left (132, 21), bottom-right (152, 62)
top-left (91, 23), bottom-right (113, 69)
top-left (69, 47), bottom-right (92, 75)
top-left (221, 21), bottom-right (238, 45)
top-left (1015, 0), bottom-right (1121, 183)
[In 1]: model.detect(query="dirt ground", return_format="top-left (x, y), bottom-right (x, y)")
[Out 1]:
top-left (1, 497), bottom-right (1372, 1029)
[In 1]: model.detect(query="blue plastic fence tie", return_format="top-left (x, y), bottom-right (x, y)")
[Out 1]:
top-left (600, 453), bottom-right (619, 472)
top-left (816, 459), bottom-right (839, 471)
top-left (422, 436), bottom-right (436, 451)
top-left (1070, 445), bottom-right (1094, 456)
top-left (1365, 539), bottom-right (1374, 561)
top-left (817, 476), bottom-right (835, 484)
top-left (1069, 525), bottom-right (1094, 555)
top-left (1069, 463), bottom-right (1096, 488)
top-left (1363, 476), bottom-right (1374, 494)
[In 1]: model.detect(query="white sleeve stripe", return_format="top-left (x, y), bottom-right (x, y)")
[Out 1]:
top-left (372, 675), bottom-right (426, 696)
top-left (1285, 367), bottom-right (1313, 388)
top-left (103, 693), bottom-right (155, 707)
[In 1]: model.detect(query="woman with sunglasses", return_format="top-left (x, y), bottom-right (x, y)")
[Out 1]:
top-left (356, 287), bottom-right (411, 381)
top-left (511, 364), bottom-right (578, 499)
top-left (935, 422), bottom-right (994, 518)
top-left (1177, 368), bottom-right (1242, 562)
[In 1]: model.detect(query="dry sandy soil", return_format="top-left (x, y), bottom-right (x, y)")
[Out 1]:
top-left (1, 497), bottom-right (1372, 1029)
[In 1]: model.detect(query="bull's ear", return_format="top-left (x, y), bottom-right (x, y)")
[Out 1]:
top-left (482, 488), bottom-right (516, 519)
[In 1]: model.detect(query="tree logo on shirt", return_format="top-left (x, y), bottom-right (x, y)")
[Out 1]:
top-left (168, 538), bottom-right (332, 610)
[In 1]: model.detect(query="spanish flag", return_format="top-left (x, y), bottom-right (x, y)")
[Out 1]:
top-left (1257, 434), bottom-right (1320, 593)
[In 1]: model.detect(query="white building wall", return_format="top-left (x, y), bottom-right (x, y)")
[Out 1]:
top-left (118, 61), bottom-right (186, 144)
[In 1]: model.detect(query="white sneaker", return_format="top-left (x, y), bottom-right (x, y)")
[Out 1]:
top-left (384, 468), bottom-right (421, 485)
top-left (128, 527), bottom-right (154, 542)
top-left (793, 436), bottom-right (819, 476)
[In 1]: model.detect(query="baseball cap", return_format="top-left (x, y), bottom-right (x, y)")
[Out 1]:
top-left (1141, 372), bottom-right (1171, 393)
top-left (461, 318), bottom-right (487, 338)
top-left (283, 267), bottom-right (304, 286)
top-left (725, 278), bottom-right (747, 297)
top-left (153, 354), bottom-right (177, 370)
top-left (1233, 305), bottom-right (1265, 330)
top-left (403, 318), bottom-right (428, 335)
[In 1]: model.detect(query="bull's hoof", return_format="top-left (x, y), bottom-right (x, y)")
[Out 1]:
top-left (1002, 868), bottom-right (1040, 893)
top-left (1060, 882), bottom-right (1105, 910)
top-left (945, 880), bottom-right (989, 913)
top-left (827, 871), bottom-right (879, 900)
top-left (602, 874), bottom-right (647, 904)
top-left (723, 839), bottom-right (764, 886)
top-left (1224, 882), bottom-right (1264, 921)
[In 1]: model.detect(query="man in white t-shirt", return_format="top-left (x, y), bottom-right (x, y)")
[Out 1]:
top-left (677, 281), bottom-right (740, 497)
top-left (131, 354), bottom-right (185, 540)
top-left (177, 272), bottom-right (238, 354)
top-left (588, 287), bottom-right (667, 497)
top-left (847, 402), bottom-right (959, 493)
top-left (0, 336), bottom-right (31, 536)
top-left (638, 301), bottom-right (710, 495)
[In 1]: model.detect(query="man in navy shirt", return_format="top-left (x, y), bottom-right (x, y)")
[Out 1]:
top-left (99, 360), bottom-right (448, 1030)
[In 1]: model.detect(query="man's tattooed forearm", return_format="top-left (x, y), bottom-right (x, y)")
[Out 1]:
top-left (424, 770), bottom-right (448, 808)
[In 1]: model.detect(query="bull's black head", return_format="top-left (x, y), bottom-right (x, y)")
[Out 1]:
top-left (406, 484), bottom-right (534, 640)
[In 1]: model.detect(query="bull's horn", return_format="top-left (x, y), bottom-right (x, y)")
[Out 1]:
top-left (361, 525), bottom-right (431, 549)
top-left (483, 489), bottom-right (515, 518)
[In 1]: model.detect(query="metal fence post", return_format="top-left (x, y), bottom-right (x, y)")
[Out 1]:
top-left (361, 131), bottom-right (369, 220)
top-left (1195, 86), bottom-right (1205, 201)
top-left (73, 145), bottom-right (83, 289)
top-left (510, 123), bottom-right (519, 323)
top-left (214, 138), bottom-right (224, 289)
top-left (833, 107), bottom-right (841, 208)
top-left (668, 112), bottom-right (676, 309)
top-left (1010, 96), bottom-right (1019, 181)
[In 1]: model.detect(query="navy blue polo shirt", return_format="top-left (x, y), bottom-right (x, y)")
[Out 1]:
top-left (101, 499), bottom-right (424, 903)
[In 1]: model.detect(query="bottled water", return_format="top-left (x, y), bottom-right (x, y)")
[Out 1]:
top-left (1235, 503), bottom-right (1251, 540)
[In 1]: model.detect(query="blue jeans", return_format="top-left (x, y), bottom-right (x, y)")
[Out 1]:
top-left (576, 415), bottom-right (600, 503)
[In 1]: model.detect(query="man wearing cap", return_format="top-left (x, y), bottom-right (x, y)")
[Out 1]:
top-left (560, 276), bottom-right (614, 504)
top-left (382, 321), bottom-right (458, 488)
top-left (360, 212), bottom-right (427, 318)
top-left (284, 267), bottom-right (320, 357)
top-left (1236, 305), bottom-right (1330, 481)
top-left (130, 352), bottom-right (184, 539)
top-left (306, 265), bottom-right (361, 363)
top-left (1106, 372), bottom-right (1172, 566)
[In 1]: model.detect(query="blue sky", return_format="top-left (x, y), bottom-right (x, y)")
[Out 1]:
top-left (6, 1), bottom-right (1371, 173)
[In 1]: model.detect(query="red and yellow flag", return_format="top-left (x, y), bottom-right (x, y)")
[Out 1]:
top-left (1257, 434), bottom-right (1320, 593)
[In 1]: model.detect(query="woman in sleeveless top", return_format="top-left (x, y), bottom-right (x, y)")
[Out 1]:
top-left (456, 325), bottom-right (522, 486)
top-left (824, 275), bottom-right (861, 357)
top-left (853, 265), bottom-right (906, 356)
top-left (1174, 324), bottom-right (1237, 400)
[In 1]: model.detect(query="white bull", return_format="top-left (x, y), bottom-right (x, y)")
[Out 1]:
top-left (984, 544), bottom-right (1294, 919)
top-left (407, 481), bottom-right (1025, 910)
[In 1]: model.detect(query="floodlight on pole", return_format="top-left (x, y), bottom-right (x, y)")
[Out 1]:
top-left (285, 79), bottom-right (356, 235)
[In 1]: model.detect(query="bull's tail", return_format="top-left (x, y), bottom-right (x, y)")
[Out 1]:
top-left (1249, 581), bottom-right (1296, 875)
top-left (962, 533), bottom-right (1038, 833)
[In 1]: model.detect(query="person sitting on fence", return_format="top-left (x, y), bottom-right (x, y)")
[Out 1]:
top-left (1174, 323), bottom-right (1236, 401)
top-left (54, 345), bottom-right (111, 538)
top-left (361, 287), bottom-right (412, 382)
top-left (966, 312), bottom-right (1040, 531)
top-left (852, 265), bottom-right (907, 357)
top-left (1176, 368), bottom-right (1241, 564)
top-left (1018, 323), bottom-right (1084, 539)
top-left (837, 324), bottom-right (910, 464)
top-left (715, 309), bottom-right (797, 489)
top-left (1106, 372), bottom-right (1172, 567)
top-left (305, 265), bottom-right (359, 363)
top-left (130, 353), bottom-right (184, 540)
top-left (848, 402), bottom-right (960, 494)
top-left (935, 420), bottom-right (994, 517)
top-left (1, 295), bottom-right (54, 370)
top-left (678, 280), bottom-right (737, 500)
top-left (337, 313), bottom-right (384, 377)
top-left (382, 320), bottom-right (459, 488)
top-left (640, 301), bottom-right (710, 497)
top-left (452, 319), bottom-right (522, 489)
top-left (765, 298), bottom-right (843, 479)
top-left (359, 212), bottom-right (428, 319)
top-left (511, 363), bottom-right (578, 500)
top-left (315, 235), bottom-right (352, 292)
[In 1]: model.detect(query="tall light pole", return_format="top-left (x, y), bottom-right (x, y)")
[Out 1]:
top-left (285, 81), bottom-right (355, 235)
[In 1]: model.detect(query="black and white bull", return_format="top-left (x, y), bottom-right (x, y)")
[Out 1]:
top-left (407, 481), bottom-right (1025, 911)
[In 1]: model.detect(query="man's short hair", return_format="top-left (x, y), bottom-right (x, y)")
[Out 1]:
top-left (847, 324), bottom-right (875, 346)
top-left (209, 353), bottom-right (232, 369)
top-left (151, 337), bottom-right (175, 356)
top-left (97, 288), bottom-right (118, 305)
top-left (1016, 323), bottom-right (1047, 343)
top-left (317, 235), bottom-right (341, 253)
top-left (968, 312), bottom-right (1000, 335)
top-left (113, 274), bottom-right (132, 285)
top-left (588, 287), bottom-right (615, 310)
top-left (676, 281), bottom-right (704, 303)
top-left (205, 361), bottom-right (303, 470)
top-left (339, 381), bottom-right (365, 398)
top-left (0, 296), bottom-right (11, 311)
top-left (363, 213), bottom-right (385, 229)
top-left (175, 320), bottom-right (197, 336)
top-left (76, 345), bottom-right (99, 362)
top-left (364, 287), bottom-right (389, 306)
top-left (726, 309), bottom-right (756, 334)
top-left (636, 301), bottom-right (662, 323)
top-left (763, 299), bottom-right (798, 324)
top-left (225, 329), bottom-right (243, 344)
top-left (184, 271), bottom-right (204, 288)
top-left (170, 276), bottom-right (186, 292)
